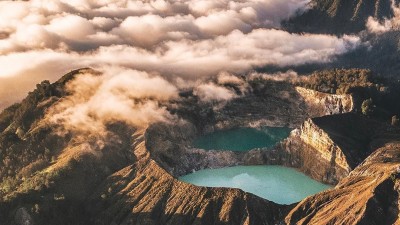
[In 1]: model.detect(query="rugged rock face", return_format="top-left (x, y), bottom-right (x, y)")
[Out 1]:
top-left (283, 0), bottom-right (400, 34)
top-left (281, 113), bottom-right (386, 184)
top-left (295, 87), bottom-right (353, 117)
top-left (282, 119), bottom-right (350, 184)
top-left (286, 139), bottom-right (400, 225)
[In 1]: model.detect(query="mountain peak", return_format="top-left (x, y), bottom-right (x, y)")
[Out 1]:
top-left (284, 0), bottom-right (399, 34)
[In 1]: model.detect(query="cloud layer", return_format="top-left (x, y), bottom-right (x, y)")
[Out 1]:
top-left (366, 0), bottom-right (400, 34)
top-left (0, 0), bottom-right (361, 112)
top-left (48, 68), bottom-right (178, 134)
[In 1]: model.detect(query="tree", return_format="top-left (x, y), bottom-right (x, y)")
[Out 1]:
top-left (361, 98), bottom-right (375, 116)
top-left (392, 115), bottom-right (399, 126)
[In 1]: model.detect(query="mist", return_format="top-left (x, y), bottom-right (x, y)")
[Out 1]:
top-left (0, 0), bottom-right (362, 129)
top-left (366, 0), bottom-right (400, 34)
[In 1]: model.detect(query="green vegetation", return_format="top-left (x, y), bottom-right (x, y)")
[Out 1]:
top-left (0, 103), bottom-right (20, 132)
top-left (0, 78), bottom-right (68, 200)
top-left (299, 69), bottom-right (400, 122)
top-left (298, 69), bottom-right (380, 94)
top-left (361, 98), bottom-right (374, 116)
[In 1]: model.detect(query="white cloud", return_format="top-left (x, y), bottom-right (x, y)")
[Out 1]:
top-left (248, 70), bottom-right (302, 82)
top-left (366, 17), bottom-right (393, 34)
top-left (366, 0), bottom-right (400, 34)
top-left (47, 68), bottom-right (178, 134)
top-left (194, 10), bottom-right (252, 36)
top-left (46, 14), bottom-right (96, 40)
top-left (0, 0), bottom-right (362, 112)
top-left (194, 82), bottom-right (237, 102)
top-left (217, 72), bottom-right (243, 85)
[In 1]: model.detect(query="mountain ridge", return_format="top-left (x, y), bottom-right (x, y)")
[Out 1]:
top-left (1, 68), bottom-right (399, 224)
top-left (283, 0), bottom-right (400, 34)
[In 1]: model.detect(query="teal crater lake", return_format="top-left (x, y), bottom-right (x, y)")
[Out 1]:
top-left (184, 127), bottom-right (331, 204)
top-left (192, 127), bottom-right (291, 151)
top-left (179, 165), bottom-right (331, 204)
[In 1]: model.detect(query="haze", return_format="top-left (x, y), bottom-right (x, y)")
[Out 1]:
top-left (0, 0), bottom-right (364, 111)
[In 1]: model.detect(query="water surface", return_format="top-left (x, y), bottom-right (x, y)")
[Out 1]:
top-left (179, 165), bottom-right (331, 204)
top-left (193, 127), bottom-right (291, 151)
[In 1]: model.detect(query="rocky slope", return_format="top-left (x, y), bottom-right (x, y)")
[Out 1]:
top-left (0, 69), bottom-right (304, 225)
top-left (281, 113), bottom-right (386, 184)
top-left (283, 0), bottom-right (400, 34)
top-left (85, 133), bottom-right (291, 225)
top-left (295, 87), bottom-right (353, 117)
top-left (0, 69), bottom-right (137, 225)
top-left (1, 68), bottom-right (399, 225)
top-left (286, 136), bottom-right (400, 225)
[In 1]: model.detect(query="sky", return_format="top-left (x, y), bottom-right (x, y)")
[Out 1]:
top-left (0, 0), bottom-right (364, 111)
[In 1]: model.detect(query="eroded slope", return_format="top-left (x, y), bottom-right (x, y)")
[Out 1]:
top-left (286, 139), bottom-right (400, 225)
top-left (283, 0), bottom-right (400, 34)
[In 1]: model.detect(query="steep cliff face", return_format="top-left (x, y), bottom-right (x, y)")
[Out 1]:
top-left (169, 80), bottom-right (312, 135)
top-left (282, 119), bottom-right (350, 184)
top-left (281, 113), bottom-right (385, 184)
top-left (286, 140), bottom-right (400, 225)
top-left (295, 87), bottom-right (353, 117)
top-left (283, 0), bottom-right (400, 34)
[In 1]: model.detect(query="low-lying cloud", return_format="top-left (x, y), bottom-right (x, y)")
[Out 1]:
top-left (0, 0), bottom-right (361, 114)
top-left (194, 82), bottom-right (237, 102)
top-left (366, 0), bottom-right (400, 34)
top-left (48, 68), bottom-right (178, 135)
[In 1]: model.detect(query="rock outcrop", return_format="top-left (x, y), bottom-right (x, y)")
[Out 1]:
top-left (295, 87), bottom-right (353, 117)
top-left (281, 113), bottom-right (385, 184)
top-left (282, 119), bottom-right (350, 184)
top-left (286, 139), bottom-right (400, 225)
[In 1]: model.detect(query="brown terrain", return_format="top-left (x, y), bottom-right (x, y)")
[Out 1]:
top-left (0, 68), bottom-right (399, 225)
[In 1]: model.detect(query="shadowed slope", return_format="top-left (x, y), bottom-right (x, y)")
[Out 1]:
top-left (283, 0), bottom-right (400, 34)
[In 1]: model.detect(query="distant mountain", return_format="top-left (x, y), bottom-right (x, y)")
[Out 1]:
top-left (333, 30), bottom-right (400, 76)
top-left (258, 30), bottom-right (400, 77)
top-left (283, 0), bottom-right (400, 34)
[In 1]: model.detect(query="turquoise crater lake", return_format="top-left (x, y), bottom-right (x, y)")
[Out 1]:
top-left (183, 127), bottom-right (331, 204)
top-left (179, 165), bottom-right (331, 204)
top-left (192, 127), bottom-right (291, 151)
